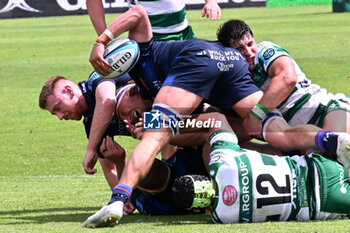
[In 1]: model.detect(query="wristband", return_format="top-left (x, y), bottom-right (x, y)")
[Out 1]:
top-left (103, 29), bottom-right (114, 41)
top-left (93, 41), bottom-right (104, 46)
top-left (95, 33), bottom-right (112, 46)
top-left (261, 111), bottom-right (282, 141)
top-left (250, 102), bottom-right (270, 120)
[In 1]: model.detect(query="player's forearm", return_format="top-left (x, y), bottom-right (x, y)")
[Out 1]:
top-left (259, 74), bottom-right (296, 111)
top-left (86, 0), bottom-right (107, 36)
top-left (87, 103), bottom-right (115, 152)
top-left (170, 133), bottom-right (206, 147)
top-left (87, 82), bottom-right (117, 152)
top-left (261, 56), bottom-right (298, 111)
top-left (96, 5), bottom-right (152, 45)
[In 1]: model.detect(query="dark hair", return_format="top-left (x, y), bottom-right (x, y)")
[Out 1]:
top-left (217, 19), bottom-right (253, 47)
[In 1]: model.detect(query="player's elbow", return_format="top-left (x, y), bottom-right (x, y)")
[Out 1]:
top-left (282, 72), bottom-right (297, 91)
top-left (131, 5), bottom-right (147, 18)
top-left (103, 98), bottom-right (117, 109)
top-left (283, 64), bottom-right (298, 86)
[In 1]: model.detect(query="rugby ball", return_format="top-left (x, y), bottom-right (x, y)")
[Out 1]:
top-left (102, 38), bottom-right (140, 79)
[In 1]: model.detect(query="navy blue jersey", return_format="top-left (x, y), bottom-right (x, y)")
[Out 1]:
top-left (131, 146), bottom-right (208, 215)
top-left (129, 39), bottom-right (260, 112)
top-left (79, 71), bottom-right (132, 157)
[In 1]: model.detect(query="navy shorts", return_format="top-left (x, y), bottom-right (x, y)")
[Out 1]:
top-left (132, 39), bottom-right (260, 112)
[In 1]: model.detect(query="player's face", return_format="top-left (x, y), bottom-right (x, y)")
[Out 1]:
top-left (230, 33), bottom-right (257, 70)
top-left (117, 89), bottom-right (152, 125)
top-left (46, 80), bottom-right (83, 121)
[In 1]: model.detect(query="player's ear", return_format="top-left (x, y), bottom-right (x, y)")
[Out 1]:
top-left (229, 38), bottom-right (235, 48)
top-left (63, 85), bottom-right (74, 98)
top-left (125, 88), bottom-right (131, 97)
top-left (129, 86), bottom-right (139, 96)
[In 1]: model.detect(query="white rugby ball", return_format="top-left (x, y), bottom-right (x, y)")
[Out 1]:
top-left (102, 38), bottom-right (140, 79)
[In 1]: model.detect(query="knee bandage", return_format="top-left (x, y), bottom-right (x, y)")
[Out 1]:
top-left (152, 103), bottom-right (183, 135)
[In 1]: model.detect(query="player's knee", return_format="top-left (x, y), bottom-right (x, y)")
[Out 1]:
top-left (137, 158), bottom-right (170, 193)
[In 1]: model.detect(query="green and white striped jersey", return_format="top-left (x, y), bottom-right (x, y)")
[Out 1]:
top-left (208, 131), bottom-right (317, 223)
top-left (253, 41), bottom-right (328, 126)
top-left (252, 41), bottom-right (350, 128)
top-left (128, 0), bottom-right (188, 34)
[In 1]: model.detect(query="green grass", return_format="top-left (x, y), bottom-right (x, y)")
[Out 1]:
top-left (1, 4), bottom-right (350, 232)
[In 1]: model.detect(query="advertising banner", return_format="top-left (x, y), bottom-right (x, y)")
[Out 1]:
top-left (333, 0), bottom-right (350, 12)
top-left (0, 0), bottom-right (266, 19)
top-left (267, 0), bottom-right (331, 7)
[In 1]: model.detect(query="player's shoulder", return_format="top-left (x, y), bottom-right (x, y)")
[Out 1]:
top-left (257, 41), bottom-right (282, 50)
top-left (257, 41), bottom-right (290, 58)
top-left (87, 71), bottom-right (108, 91)
top-left (86, 71), bottom-right (131, 92)
top-left (256, 41), bottom-right (291, 69)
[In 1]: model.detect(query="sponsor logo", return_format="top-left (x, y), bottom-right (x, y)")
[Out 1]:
top-left (222, 185), bottom-right (237, 206)
top-left (238, 158), bottom-right (251, 222)
top-left (80, 82), bottom-right (87, 93)
top-left (1, 0), bottom-right (266, 18)
top-left (217, 62), bottom-right (234, 72)
top-left (108, 51), bottom-right (132, 74)
top-left (336, 163), bottom-right (347, 194)
top-left (0, 0), bottom-right (41, 13)
top-left (152, 80), bottom-right (162, 91)
top-left (0, 0), bottom-right (126, 13)
top-left (262, 48), bottom-right (275, 60)
top-left (56, 0), bottom-right (87, 11)
top-left (209, 151), bottom-right (222, 164)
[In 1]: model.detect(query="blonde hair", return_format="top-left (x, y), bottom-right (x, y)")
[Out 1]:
top-left (39, 75), bottom-right (67, 109)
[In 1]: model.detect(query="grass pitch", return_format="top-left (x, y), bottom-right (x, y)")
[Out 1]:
top-left (0, 4), bottom-right (350, 233)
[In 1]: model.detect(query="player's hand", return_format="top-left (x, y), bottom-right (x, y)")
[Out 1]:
top-left (90, 42), bottom-right (110, 76)
top-left (100, 136), bottom-right (126, 162)
top-left (202, 1), bottom-right (221, 20)
top-left (123, 200), bottom-right (135, 215)
top-left (243, 115), bottom-right (263, 140)
top-left (124, 119), bottom-right (144, 139)
top-left (82, 150), bottom-right (98, 175)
